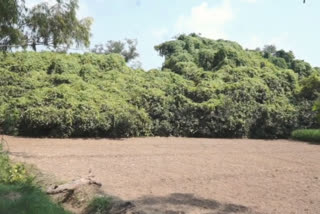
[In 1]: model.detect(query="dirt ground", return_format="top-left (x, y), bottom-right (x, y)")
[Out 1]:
top-left (4, 136), bottom-right (320, 214)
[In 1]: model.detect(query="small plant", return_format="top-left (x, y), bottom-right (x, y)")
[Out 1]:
top-left (0, 137), bottom-right (29, 184)
top-left (85, 196), bottom-right (113, 214)
top-left (291, 129), bottom-right (320, 144)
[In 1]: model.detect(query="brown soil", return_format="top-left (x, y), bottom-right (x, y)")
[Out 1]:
top-left (5, 136), bottom-right (320, 214)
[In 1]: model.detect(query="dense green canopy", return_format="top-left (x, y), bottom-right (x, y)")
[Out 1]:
top-left (0, 34), bottom-right (318, 138)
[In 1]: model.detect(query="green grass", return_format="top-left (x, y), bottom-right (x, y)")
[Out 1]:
top-left (0, 183), bottom-right (71, 214)
top-left (84, 196), bottom-right (113, 214)
top-left (291, 129), bottom-right (320, 144)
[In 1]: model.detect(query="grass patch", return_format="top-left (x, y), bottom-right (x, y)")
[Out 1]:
top-left (84, 196), bottom-right (113, 214)
top-left (0, 183), bottom-right (71, 214)
top-left (291, 129), bottom-right (320, 144)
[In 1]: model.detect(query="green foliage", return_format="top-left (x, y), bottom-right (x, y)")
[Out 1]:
top-left (314, 98), bottom-right (320, 123)
top-left (26, 0), bottom-right (93, 51)
top-left (154, 34), bottom-right (318, 138)
top-left (85, 196), bottom-right (112, 214)
top-left (291, 129), bottom-right (320, 143)
top-left (0, 52), bottom-right (153, 137)
top-left (261, 45), bottom-right (314, 78)
top-left (0, 0), bottom-right (92, 51)
top-left (0, 140), bottom-right (29, 184)
top-left (0, 184), bottom-right (70, 214)
top-left (0, 0), bottom-right (26, 51)
top-left (0, 34), bottom-right (318, 139)
top-left (275, 50), bottom-right (295, 66)
top-left (299, 73), bottom-right (320, 100)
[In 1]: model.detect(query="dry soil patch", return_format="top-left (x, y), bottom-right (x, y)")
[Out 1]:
top-left (6, 136), bottom-right (320, 214)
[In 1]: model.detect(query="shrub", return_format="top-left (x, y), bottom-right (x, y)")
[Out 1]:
top-left (0, 139), bottom-right (29, 184)
top-left (291, 129), bottom-right (320, 143)
top-left (84, 196), bottom-right (112, 214)
top-left (0, 34), bottom-right (318, 139)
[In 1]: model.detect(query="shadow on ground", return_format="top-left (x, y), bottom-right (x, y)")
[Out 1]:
top-left (126, 193), bottom-right (258, 214)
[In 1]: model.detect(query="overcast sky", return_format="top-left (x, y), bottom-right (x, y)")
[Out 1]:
top-left (26, 0), bottom-right (320, 70)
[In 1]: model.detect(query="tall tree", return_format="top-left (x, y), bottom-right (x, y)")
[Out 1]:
top-left (0, 0), bottom-right (26, 51)
top-left (26, 0), bottom-right (92, 51)
top-left (0, 0), bottom-right (93, 51)
top-left (91, 39), bottom-right (139, 62)
top-left (263, 45), bottom-right (277, 56)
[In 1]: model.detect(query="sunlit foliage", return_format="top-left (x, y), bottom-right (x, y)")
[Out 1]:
top-left (0, 34), bottom-right (318, 138)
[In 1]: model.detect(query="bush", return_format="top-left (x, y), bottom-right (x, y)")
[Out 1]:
top-left (291, 129), bottom-right (320, 143)
top-left (0, 35), bottom-right (318, 139)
